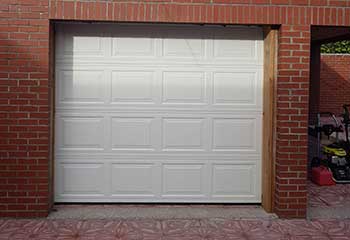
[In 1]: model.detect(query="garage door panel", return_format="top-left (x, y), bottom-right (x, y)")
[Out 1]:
top-left (212, 71), bottom-right (259, 106)
top-left (213, 38), bottom-right (257, 60)
top-left (162, 118), bottom-right (207, 151)
top-left (162, 36), bottom-right (204, 59)
top-left (56, 163), bottom-right (106, 196)
top-left (56, 24), bottom-right (263, 64)
top-left (111, 163), bottom-right (158, 197)
top-left (54, 159), bottom-right (260, 202)
top-left (212, 117), bottom-right (260, 153)
top-left (212, 163), bottom-right (257, 198)
top-left (56, 25), bottom-right (106, 58)
top-left (55, 113), bottom-right (261, 154)
top-left (111, 117), bottom-right (157, 151)
top-left (56, 70), bottom-right (106, 104)
top-left (162, 164), bottom-right (206, 197)
top-left (56, 116), bottom-right (105, 151)
top-left (55, 23), bottom-right (263, 203)
top-left (162, 71), bottom-right (207, 104)
top-left (213, 28), bottom-right (263, 61)
top-left (59, 34), bottom-right (104, 56)
top-left (111, 71), bottom-right (156, 104)
top-left (112, 35), bottom-right (156, 57)
top-left (56, 67), bottom-right (262, 110)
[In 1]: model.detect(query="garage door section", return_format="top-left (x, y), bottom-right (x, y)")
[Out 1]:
top-left (54, 23), bottom-right (263, 203)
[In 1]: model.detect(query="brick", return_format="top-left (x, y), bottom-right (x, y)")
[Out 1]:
top-left (310, 0), bottom-right (328, 6)
top-left (316, 55), bottom-right (350, 115)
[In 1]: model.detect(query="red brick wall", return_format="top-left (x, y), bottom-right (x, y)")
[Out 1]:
top-left (0, 0), bottom-right (50, 218)
top-left (319, 54), bottom-right (350, 115)
top-left (0, 0), bottom-right (349, 218)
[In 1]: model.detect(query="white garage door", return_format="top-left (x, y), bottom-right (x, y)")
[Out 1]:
top-left (54, 23), bottom-right (263, 203)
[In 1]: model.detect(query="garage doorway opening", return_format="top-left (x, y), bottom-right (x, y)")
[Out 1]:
top-left (308, 26), bottom-right (350, 219)
top-left (50, 22), bottom-right (277, 215)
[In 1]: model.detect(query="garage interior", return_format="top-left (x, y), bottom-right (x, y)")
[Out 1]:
top-left (308, 26), bottom-right (350, 219)
top-left (50, 22), bottom-right (277, 216)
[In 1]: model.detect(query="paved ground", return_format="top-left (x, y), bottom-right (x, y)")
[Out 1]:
top-left (2, 218), bottom-right (350, 240)
top-left (308, 181), bottom-right (350, 219)
top-left (1, 182), bottom-right (350, 239)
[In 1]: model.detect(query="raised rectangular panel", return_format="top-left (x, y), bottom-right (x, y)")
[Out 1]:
top-left (212, 164), bottom-right (255, 196)
top-left (111, 71), bottom-right (155, 103)
top-left (213, 29), bottom-right (259, 60)
top-left (163, 118), bottom-right (205, 150)
top-left (214, 40), bottom-right (256, 59)
top-left (213, 118), bottom-right (256, 151)
top-left (73, 36), bottom-right (102, 52)
top-left (163, 30), bottom-right (204, 58)
top-left (162, 164), bottom-right (205, 196)
top-left (213, 72), bottom-right (256, 105)
top-left (60, 163), bottom-right (104, 195)
top-left (60, 30), bottom-right (104, 56)
top-left (111, 164), bottom-right (156, 196)
top-left (57, 70), bottom-right (105, 104)
top-left (162, 72), bottom-right (205, 104)
top-left (112, 31), bottom-right (155, 57)
top-left (58, 117), bottom-right (104, 150)
top-left (111, 118), bottom-right (155, 150)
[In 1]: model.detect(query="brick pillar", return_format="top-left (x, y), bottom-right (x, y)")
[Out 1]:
top-left (0, 0), bottom-right (51, 217)
top-left (274, 25), bottom-right (310, 218)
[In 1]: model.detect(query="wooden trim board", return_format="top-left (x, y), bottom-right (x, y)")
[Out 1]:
top-left (49, 21), bottom-right (56, 211)
top-left (262, 26), bottom-right (278, 213)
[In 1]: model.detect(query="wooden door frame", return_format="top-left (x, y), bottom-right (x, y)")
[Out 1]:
top-left (261, 26), bottom-right (278, 213)
top-left (48, 22), bottom-right (278, 212)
